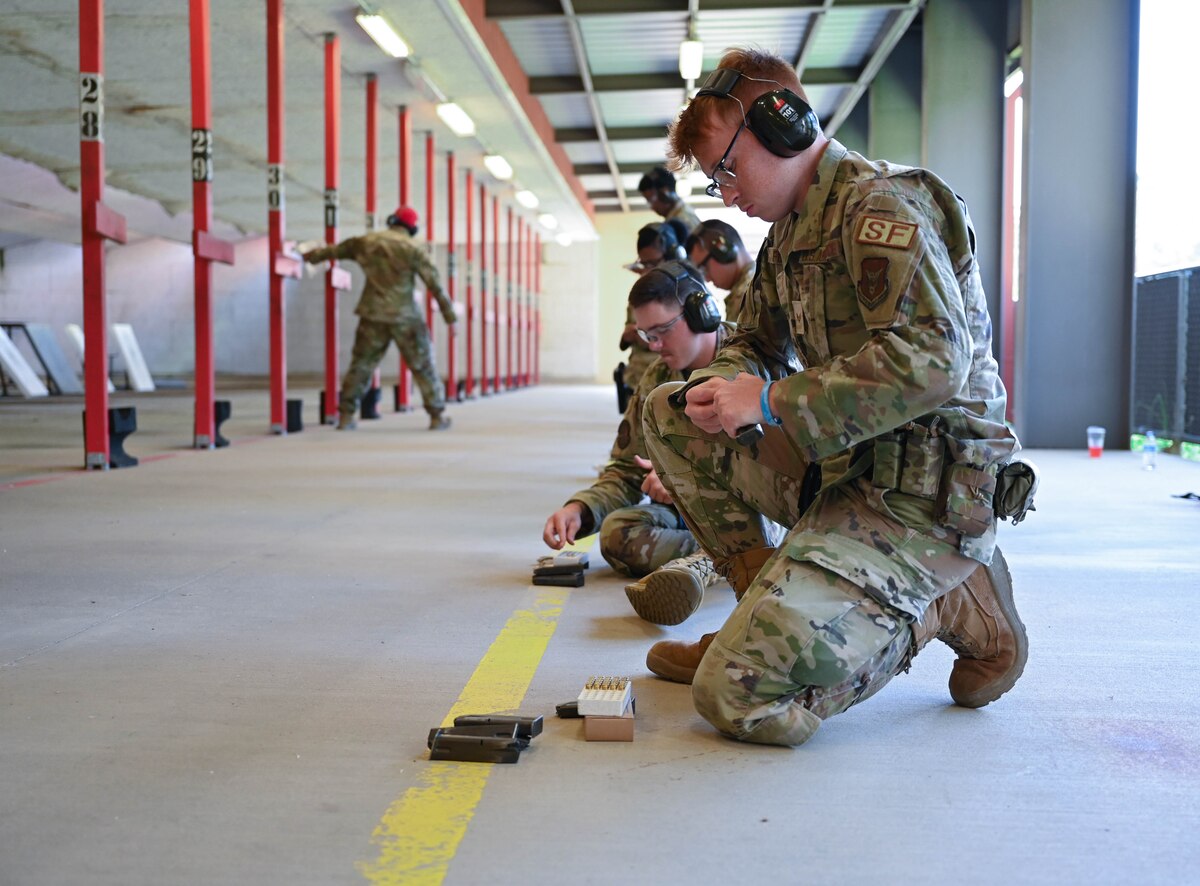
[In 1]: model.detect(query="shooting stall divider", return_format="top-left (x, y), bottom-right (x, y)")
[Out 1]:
top-left (465, 167), bottom-right (475, 399)
top-left (396, 104), bottom-right (413, 411)
top-left (445, 149), bottom-right (457, 401)
top-left (266, 0), bottom-right (303, 435)
top-left (322, 33), bottom-right (349, 427)
top-left (190, 0), bottom-right (235, 450)
top-left (80, 0), bottom-right (130, 469)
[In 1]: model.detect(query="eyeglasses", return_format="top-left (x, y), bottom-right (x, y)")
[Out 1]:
top-left (623, 257), bottom-right (662, 273)
top-left (636, 312), bottom-right (686, 344)
top-left (704, 121), bottom-right (745, 198)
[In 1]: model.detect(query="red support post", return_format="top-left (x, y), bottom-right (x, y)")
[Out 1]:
top-left (365, 75), bottom-right (381, 401)
top-left (464, 168), bottom-right (475, 399)
top-left (515, 216), bottom-right (524, 388)
top-left (492, 194), bottom-right (501, 393)
top-left (395, 105), bottom-right (412, 411)
top-left (189, 0), bottom-right (233, 450)
top-left (365, 75), bottom-right (377, 231)
top-left (524, 219), bottom-right (532, 387)
top-left (445, 150), bottom-right (457, 401)
top-left (524, 218), bottom-right (532, 386)
top-left (79, 0), bottom-right (128, 468)
top-left (479, 184), bottom-right (489, 396)
top-left (506, 205), bottom-right (513, 390)
top-left (321, 33), bottom-right (342, 426)
top-left (534, 231), bottom-right (541, 385)
top-left (265, 0), bottom-right (297, 434)
top-left (424, 131), bottom-right (435, 337)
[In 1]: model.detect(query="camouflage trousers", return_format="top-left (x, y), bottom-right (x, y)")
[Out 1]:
top-left (643, 382), bottom-right (979, 747)
top-left (341, 318), bottom-right (445, 418)
top-left (598, 503), bottom-right (698, 578)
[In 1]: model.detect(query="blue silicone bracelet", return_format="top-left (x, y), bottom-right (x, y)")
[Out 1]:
top-left (760, 379), bottom-right (782, 426)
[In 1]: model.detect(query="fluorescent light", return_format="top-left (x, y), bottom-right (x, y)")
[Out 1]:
top-left (555, 232), bottom-right (573, 247)
top-left (515, 189), bottom-right (539, 209)
top-left (675, 177), bottom-right (693, 198)
top-left (355, 13), bottom-right (409, 58)
top-left (484, 154), bottom-right (513, 181)
top-left (436, 102), bottom-right (475, 137)
top-left (538, 213), bottom-right (558, 230)
top-left (679, 38), bottom-right (703, 81)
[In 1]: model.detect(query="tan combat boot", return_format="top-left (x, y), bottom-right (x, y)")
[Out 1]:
top-left (646, 632), bottom-right (717, 684)
top-left (428, 411), bottom-right (452, 431)
top-left (624, 551), bottom-right (720, 625)
top-left (911, 548), bottom-right (1028, 708)
top-left (336, 413), bottom-right (358, 431)
top-left (644, 547), bottom-right (776, 684)
top-left (717, 546), bottom-right (776, 600)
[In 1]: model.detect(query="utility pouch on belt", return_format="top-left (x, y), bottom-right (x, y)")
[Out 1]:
top-left (871, 421), bottom-right (945, 501)
top-left (993, 458), bottom-right (1039, 525)
top-left (936, 462), bottom-right (997, 537)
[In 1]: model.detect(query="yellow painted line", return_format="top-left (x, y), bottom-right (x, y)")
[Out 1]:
top-left (357, 536), bottom-right (595, 885)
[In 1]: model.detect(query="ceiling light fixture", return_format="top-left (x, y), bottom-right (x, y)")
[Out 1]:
top-left (484, 154), bottom-right (513, 181)
top-left (515, 190), bottom-right (539, 209)
top-left (679, 20), bottom-right (703, 82)
top-left (355, 12), bottom-right (409, 59)
top-left (538, 213), bottom-right (558, 230)
top-left (436, 102), bottom-right (476, 137)
top-left (555, 232), bottom-right (573, 247)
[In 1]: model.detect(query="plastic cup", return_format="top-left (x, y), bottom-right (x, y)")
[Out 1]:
top-left (1086, 425), bottom-right (1106, 458)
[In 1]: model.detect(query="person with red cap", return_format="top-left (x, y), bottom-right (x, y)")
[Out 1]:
top-left (303, 206), bottom-right (456, 430)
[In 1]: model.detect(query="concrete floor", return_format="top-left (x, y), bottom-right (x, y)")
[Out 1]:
top-left (1, 382), bottom-right (1198, 885)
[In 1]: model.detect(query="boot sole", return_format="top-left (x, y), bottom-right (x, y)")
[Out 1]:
top-left (952, 548), bottom-right (1028, 708)
top-left (645, 647), bottom-right (697, 684)
top-left (625, 571), bottom-right (704, 626)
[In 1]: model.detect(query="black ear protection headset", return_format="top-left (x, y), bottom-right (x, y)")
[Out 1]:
top-left (646, 222), bottom-right (686, 261)
top-left (695, 68), bottom-right (819, 158)
top-left (652, 260), bottom-right (722, 333)
top-left (700, 225), bottom-right (737, 264)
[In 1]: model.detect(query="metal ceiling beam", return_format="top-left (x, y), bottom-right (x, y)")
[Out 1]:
top-left (574, 161), bottom-right (663, 177)
top-left (824, 0), bottom-right (924, 137)
top-left (559, 0), bottom-right (629, 212)
top-left (487, 0), bottom-right (914, 19)
top-left (793, 0), bottom-right (835, 76)
top-left (532, 67), bottom-right (860, 95)
top-left (555, 125), bottom-right (668, 143)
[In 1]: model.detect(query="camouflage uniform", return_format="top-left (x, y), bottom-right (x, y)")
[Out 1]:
top-left (306, 228), bottom-right (457, 419)
top-left (665, 199), bottom-right (702, 236)
top-left (642, 140), bottom-right (1019, 746)
top-left (621, 304), bottom-right (657, 394)
top-left (572, 324), bottom-right (732, 577)
top-left (724, 261), bottom-right (755, 325)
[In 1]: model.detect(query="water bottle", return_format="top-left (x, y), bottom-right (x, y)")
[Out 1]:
top-left (1142, 430), bottom-right (1158, 471)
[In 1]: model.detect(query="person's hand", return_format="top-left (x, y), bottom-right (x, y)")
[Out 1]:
top-left (684, 374), bottom-right (766, 438)
top-left (445, 318), bottom-right (458, 335)
top-left (634, 455), bottom-right (672, 504)
top-left (543, 502), bottom-right (585, 550)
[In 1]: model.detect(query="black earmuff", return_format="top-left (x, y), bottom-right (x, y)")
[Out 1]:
top-left (696, 68), bottom-right (819, 158)
top-left (654, 222), bottom-right (686, 261)
top-left (654, 260), bottom-right (722, 334)
top-left (704, 229), bottom-right (737, 264)
top-left (386, 214), bottom-right (418, 236)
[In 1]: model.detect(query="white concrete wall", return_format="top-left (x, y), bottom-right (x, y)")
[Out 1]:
top-left (0, 234), bottom-right (357, 379)
top-left (538, 238), bottom-right (600, 383)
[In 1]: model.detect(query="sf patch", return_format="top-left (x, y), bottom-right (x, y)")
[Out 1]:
top-left (615, 419), bottom-right (632, 450)
top-left (857, 257), bottom-right (890, 310)
top-left (855, 215), bottom-right (917, 250)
